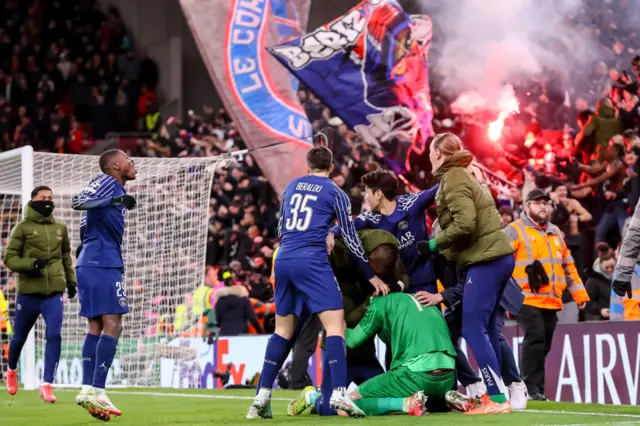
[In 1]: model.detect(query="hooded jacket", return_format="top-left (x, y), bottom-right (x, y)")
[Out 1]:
top-left (433, 151), bottom-right (514, 268)
top-left (584, 259), bottom-right (612, 321)
top-left (214, 285), bottom-right (262, 336)
top-left (3, 204), bottom-right (75, 295)
top-left (582, 102), bottom-right (623, 161)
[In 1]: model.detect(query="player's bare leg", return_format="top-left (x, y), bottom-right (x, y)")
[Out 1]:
top-left (319, 309), bottom-right (365, 418)
top-left (86, 315), bottom-right (123, 420)
top-left (247, 314), bottom-right (296, 419)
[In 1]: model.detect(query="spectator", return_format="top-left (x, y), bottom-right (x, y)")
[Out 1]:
top-left (214, 280), bottom-right (262, 336)
top-left (584, 243), bottom-right (616, 321)
top-left (574, 98), bottom-right (623, 161)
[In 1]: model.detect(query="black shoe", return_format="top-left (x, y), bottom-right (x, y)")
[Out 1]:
top-left (528, 393), bottom-right (547, 401)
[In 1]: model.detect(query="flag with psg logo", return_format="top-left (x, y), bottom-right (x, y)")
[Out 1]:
top-left (269, 0), bottom-right (434, 171)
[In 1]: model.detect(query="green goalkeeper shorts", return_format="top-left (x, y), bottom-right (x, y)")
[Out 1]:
top-left (357, 367), bottom-right (455, 400)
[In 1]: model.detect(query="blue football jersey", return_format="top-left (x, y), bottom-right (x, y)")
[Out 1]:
top-left (278, 175), bottom-right (374, 279)
top-left (72, 174), bottom-right (127, 268)
top-left (331, 185), bottom-right (439, 289)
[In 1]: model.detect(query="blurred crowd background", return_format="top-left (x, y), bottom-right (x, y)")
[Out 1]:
top-left (2, 0), bottom-right (640, 371)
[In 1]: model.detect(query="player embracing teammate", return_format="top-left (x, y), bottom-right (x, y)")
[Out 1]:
top-left (247, 146), bottom-right (389, 419)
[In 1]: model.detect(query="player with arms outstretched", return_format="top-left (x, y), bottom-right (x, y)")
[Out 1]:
top-left (72, 150), bottom-right (137, 421)
top-left (247, 146), bottom-right (389, 419)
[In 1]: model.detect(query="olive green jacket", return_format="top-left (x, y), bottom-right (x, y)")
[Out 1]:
top-left (323, 229), bottom-right (409, 363)
top-left (433, 151), bottom-right (514, 268)
top-left (3, 205), bottom-right (76, 295)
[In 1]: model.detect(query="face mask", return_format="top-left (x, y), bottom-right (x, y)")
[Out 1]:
top-left (30, 200), bottom-right (55, 217)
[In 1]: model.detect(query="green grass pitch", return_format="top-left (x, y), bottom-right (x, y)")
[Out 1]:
top-left (2, 387), bottom-right (640, 425)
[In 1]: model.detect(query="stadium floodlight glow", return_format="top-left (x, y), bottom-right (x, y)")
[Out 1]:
top-left (0, 147), bottom-right (240, 388)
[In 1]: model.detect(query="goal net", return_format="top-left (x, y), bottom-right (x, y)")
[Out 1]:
top-left (0, 146), bottom-right (227, 388)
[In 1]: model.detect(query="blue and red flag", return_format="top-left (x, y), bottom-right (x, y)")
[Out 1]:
top-left (269, 0), bottom-right (434, 170)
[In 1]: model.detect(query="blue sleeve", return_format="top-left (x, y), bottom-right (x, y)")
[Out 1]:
top-left (79, 214), bottom-right (87, 242)
top-left (414, 184), bottom-right (439, 212)
top-left (333, 188), bottom-right (375, 280)
top-left (330, 213), bottom-right (371, 238)
top-left (72, 175), bottom-right (117, 210)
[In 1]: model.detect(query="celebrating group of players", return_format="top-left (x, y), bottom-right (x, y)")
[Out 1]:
top-left (5, 133), bottom-right (524, 421)
top-left (248, 133), bottom-right (528, 419)
top-left (5, 149), bottom-right (138, 421)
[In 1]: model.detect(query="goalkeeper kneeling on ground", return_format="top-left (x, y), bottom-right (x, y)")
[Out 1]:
top-left (289, 292), bottom-right (481, 417)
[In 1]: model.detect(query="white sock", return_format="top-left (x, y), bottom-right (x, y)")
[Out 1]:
top-left (94, 387), bottom-right (106, 396)
top-left (257, 388), bottom-right (271, 399)
top-left (7, 367), bottom-right (15, 372)
top-left (81, 385), bottom-right (92, 393)
top-left (42, 382), bottom-right (51, 386)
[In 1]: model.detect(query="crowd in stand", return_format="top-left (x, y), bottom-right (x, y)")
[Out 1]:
top-left (0, 0), bottom-right (157, 154)
top-left (3, 0), bottom-right (640, 342)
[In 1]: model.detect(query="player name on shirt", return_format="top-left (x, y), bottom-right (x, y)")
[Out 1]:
top-left (295, 182), bottom-right (324, 193)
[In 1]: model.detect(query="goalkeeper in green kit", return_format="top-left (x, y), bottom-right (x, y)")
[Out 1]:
top-left (290, 291), bottom-right (477, 416)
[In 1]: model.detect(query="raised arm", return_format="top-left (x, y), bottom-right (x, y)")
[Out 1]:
top-left (412, 184), bottom-right (440, 212)
top-left (72, 175), bottom-right (117, 210)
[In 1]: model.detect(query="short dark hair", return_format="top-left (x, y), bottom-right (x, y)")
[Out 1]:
top-left (31, 185), bottom-right (52, 199)
top-left (306, 146), bottom-right (333, 172)
top-left (99, 149), bottom-right (122, 173)
top-left (369, 244), bottom-right (397, 275)
top-left (361, 170), bottom-right (398, 200)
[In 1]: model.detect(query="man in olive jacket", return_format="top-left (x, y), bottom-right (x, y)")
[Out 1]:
top-left (3, 186), bottom-right (76, 402)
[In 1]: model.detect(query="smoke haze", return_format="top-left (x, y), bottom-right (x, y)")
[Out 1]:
top-left (412, 0), bottom-right (605, 107)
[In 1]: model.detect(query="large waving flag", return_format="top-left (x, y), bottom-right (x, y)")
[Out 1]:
top-left (269, 0), bottom-right (434, 171)
top-left (180, 0), bottom-right (312, 195)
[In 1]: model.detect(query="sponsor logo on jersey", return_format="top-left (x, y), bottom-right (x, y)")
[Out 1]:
top-left (398, 220), bottom-right (408, 230)
top-left (398, 231), bottom-right (415, 250)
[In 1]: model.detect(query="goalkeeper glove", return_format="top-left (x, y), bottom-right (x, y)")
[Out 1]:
top-left (111, 195), bottom-right (137, 210)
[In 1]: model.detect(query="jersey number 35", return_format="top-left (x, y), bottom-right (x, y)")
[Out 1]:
top-left (285, 194), bottom-right (317, 232)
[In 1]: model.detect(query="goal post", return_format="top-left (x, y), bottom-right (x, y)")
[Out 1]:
top-left (0, 148), bottom-right (239, 388)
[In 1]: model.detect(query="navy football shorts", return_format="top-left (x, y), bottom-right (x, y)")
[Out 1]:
top-left (77, 266), bottom-right (129, 318)
top-left (274, 256), bottom-right (343, 316)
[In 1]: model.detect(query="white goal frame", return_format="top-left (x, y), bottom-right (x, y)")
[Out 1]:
top-left (0, 146), bottom-right (247, 389)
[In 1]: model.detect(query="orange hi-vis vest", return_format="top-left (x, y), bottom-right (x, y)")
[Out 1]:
top-left (506, 215), bottom-right (589, 310)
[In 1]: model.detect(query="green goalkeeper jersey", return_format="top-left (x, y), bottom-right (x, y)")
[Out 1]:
top-left (346, 293), bottom-right (456, 373)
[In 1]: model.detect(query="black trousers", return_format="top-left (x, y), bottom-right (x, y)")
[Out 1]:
top-left (290, 315), bottom-right (322, 390)
top-left (516, 305), bottom-right (558, 395)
